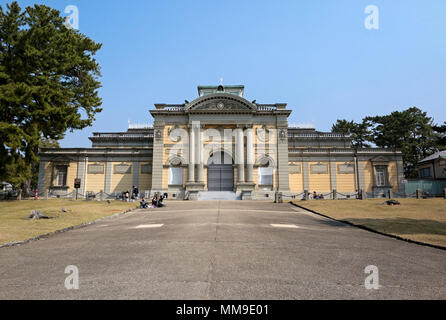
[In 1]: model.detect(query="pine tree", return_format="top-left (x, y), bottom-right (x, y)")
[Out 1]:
top-left (0, 2), bottom-right (102, 191)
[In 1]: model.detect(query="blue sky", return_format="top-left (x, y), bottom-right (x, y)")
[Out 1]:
top-left (5, 0), bottom-right (446, 147)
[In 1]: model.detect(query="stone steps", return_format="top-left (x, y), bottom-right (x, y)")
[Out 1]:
top-left (197, 191), bottom-right (240, 200)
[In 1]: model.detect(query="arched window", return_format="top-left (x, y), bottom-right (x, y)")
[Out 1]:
top-left (168, 167), bottom-right (183, 185)
top-left (257, 156), bottom-right (274, 186)
top-left (168, 156), bottom-right (184, 186)
top-left (258, 166), bottom-right (273, 185)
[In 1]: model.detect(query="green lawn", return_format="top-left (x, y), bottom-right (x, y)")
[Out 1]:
top-left (294, 198), bottom-right (446, 248)
top-left (0, 199), bottom-right (138, 245)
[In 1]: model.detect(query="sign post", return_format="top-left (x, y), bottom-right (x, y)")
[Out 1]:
top-left (74, 178), bottom-right (81, 200)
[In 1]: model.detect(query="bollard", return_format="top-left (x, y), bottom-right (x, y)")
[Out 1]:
top-left (274, 192), bottom-right (283, 203)
top-left (443, 188), bottom-right (446, 200)
top-left (99, 190), bottom-right (104, 201)
top-left (387, 190), bottom-right (392, 199)
top-left (332, 189), bottom-right (337, 200)
top-left (416, 189), bottom-right (421, 199)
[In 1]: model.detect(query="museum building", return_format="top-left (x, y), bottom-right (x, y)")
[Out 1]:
top-left (38, 85), bottom-right (404, 200)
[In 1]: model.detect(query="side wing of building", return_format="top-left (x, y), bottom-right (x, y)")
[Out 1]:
top-left (38, 129), bottom-right (154, 197)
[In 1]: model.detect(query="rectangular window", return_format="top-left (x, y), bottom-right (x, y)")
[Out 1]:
top-left (419, 167), bottom-right (431, 178)
top-left (258, 167), bottom-right (273, 185)
top-left (375, 167), bottom-right (387, 187)
top-left (168, 167), bottom-right (183, 185)
top-left (54, 166), bottom-right (67, 187)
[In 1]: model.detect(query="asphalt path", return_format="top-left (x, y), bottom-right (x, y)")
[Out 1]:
top-left (0, 201), bottom-right (445, 299)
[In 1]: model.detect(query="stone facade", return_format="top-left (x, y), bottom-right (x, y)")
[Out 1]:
top-left (38, 85), bottom-right (404, 199)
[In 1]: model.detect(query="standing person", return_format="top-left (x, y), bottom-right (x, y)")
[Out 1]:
top-left (132, 185), bottom-right (139, 200)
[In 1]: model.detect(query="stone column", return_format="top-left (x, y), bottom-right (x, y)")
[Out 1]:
top-left (133, 161), bottom-right (139, 188)
top-left (329, 160), bottom-right (337, 198)
top-left (246, 127), bottom-right (254, 182)
top-left (104, 160), bottom-right (112, 194)
top-left (77, 155), bottom-right (88, 195)
top-left (236, 127), bottom-right (245, 183)
top-left (196, 124), bottom-right (204, 183)
top-left (188, 125), bottom-right (195, 183)
top-left (303, 161), bottom-right (309, 191)
top-left (276, 127), bottom-right (290, 191)
top-left (37, 160), bottom-right (47, 196)
top-left (396, 159), bottom-right (405, 194)
top-left (356, 157), bottom-right (366, 191)
top-left (151, 125), bottom-right (165, 191)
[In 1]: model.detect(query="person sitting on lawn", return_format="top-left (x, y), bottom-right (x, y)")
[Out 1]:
top-left (140, 197), bottom-right (148, 209)
top-left (157, 195), bottom-right (164, 208)
top-left (313, 191), bottom-right (318, 200)
top-left (152, 196), bottom-right (158, 207)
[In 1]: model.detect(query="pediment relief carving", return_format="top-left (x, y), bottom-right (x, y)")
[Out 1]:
top-left (371, 156), bottom-right (390, 162)
top-left (194, 100), bottom-right (251, 111)
top-left (186, 94), bottom-right (256, 112)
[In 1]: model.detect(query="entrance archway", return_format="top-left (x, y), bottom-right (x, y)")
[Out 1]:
top-left (207, 151), bottom-right (234, 191)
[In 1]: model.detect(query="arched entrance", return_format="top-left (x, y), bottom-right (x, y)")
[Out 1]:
top-left (207, 151), bottom-right (234, 191)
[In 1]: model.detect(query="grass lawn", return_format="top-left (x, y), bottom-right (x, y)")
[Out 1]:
top-left (0, 199), bottom-right (139, 245)
top-left (294, 198), bottom-right (446, 248)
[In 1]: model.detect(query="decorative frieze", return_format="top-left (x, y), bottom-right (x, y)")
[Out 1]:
top-left (310, 163), bottom-right (328, 174)
top-left (88, 164), bottom-right (105, 174)
top-left (337, 163), bottom-right (355, 174)
top-left (289, 164), bottom-right (301, 174)
top-left (114, 164), bottom-right (132, 174)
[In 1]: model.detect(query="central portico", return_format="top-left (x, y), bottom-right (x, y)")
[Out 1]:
top-left (150, 85), bottom-right (291, 200)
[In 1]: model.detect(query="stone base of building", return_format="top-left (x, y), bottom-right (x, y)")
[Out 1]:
top-left (185, 182), bottom-right (206, 200)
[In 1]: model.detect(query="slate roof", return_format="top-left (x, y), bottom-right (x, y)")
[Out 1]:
top-left (419, 150), bottom-right (446, 163)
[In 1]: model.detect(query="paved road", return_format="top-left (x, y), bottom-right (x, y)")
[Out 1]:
top-left (0, 201), bottom-right (445, 299)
